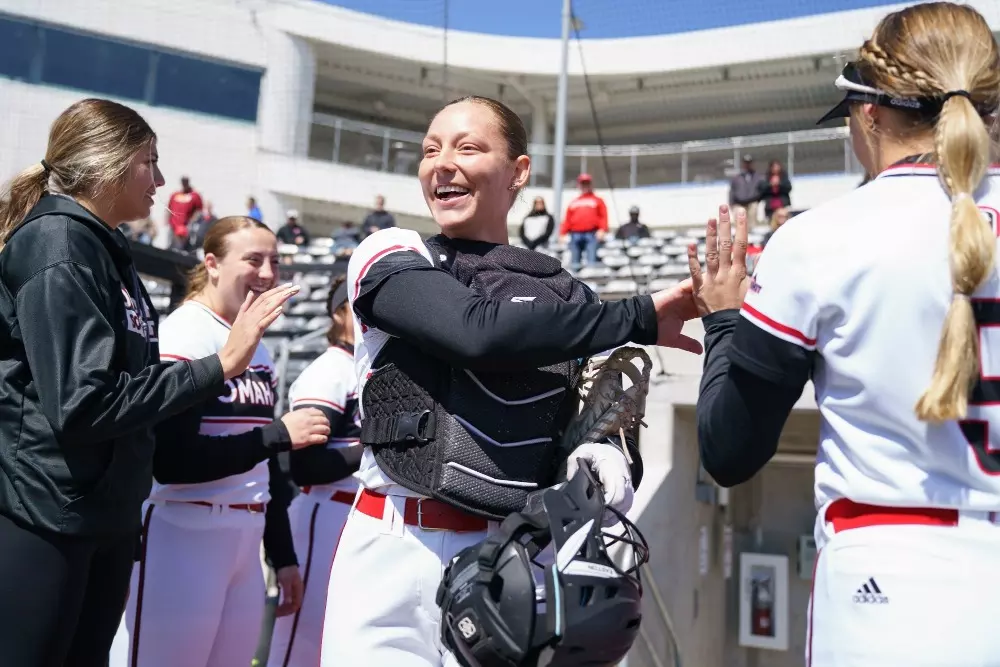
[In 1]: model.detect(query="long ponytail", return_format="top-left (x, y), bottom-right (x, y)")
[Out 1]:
top-left (854, 3), bottom-right (1000, 422)
top-left (0, 164), bottom-right (50, 249)
top-left (914, 94), bottom-right (995, 421)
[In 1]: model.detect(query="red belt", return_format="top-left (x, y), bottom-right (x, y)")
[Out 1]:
top-left (301, 486), bottom-right (355, 505)
top-left (826, 498), bottom-right (959, 533)
top-left (354, 488), bottom-right (489, 533)
top-left (180, 501), bottom-right (267, 513)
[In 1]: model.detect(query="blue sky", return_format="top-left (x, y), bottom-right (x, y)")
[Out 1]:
top-left (319, 0), bottom-right (897, 38)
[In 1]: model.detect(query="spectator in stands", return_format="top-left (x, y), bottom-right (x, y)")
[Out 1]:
top-left (757, 160), bottom-right (792, 221)
top-left (276, 209), bottom-right (311, 246)
top-left (166, 175), bottom-right (202, 251)
top-left (559, 173), bottom-right (608, 271)
top-left (247, 196), bottom-right (263, 222)
top-left (519, 196), bottom-right (555, 250)
top-left (728, 154), bottom-right (763, 225)
top-left (762, 206), bottom-right (791, 248)
top-left (332, 221), bottom-right (361, 254)
top-left (185, 201), bottom-right (217, 252)
top-left (362, 194), bottom-right (395, 238)
top-left (616, 205), bottom-right (651, 243)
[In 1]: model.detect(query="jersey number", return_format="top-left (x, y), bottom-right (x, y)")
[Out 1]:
top-left (960, 299), bottom-right (1000, 474)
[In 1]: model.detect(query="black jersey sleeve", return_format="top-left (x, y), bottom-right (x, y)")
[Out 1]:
top-left (14, 261), bottom-right (225, 445)
top-left (285, 350), bottom-right (364, 487)
top-left (695, 310), bottom-right (807, 487)
top-left (262, 456), bottom-right (298, 570)
top-left (346, 229), bottom-right (658, 372)
top-left (152, 401), bottom-right (292, 484)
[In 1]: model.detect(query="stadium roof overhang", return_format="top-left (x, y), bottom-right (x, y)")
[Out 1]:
top-left (273, 0), bottom-right (1000, 144)
top-left (311, 44), bottom-right (848, 143)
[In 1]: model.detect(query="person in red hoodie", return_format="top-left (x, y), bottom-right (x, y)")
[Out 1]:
top-left (559, 173), bottom-right (608, 271)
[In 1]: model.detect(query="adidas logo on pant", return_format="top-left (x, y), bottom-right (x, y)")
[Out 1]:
top-left (852, 577), bottom-right (889, 604)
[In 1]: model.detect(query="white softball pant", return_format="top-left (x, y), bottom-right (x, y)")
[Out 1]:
top-left (108, 500), bottom-right (266, 667)
top-left (318, 490), bottom-right (492, 667)
top-left (267, 488), bottom-right (355, 667)
top-left (808, 499), bottom-right (1000, 667)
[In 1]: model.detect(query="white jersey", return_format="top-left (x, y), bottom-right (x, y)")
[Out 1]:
top-left (149, 301), bottom-right (276, 505)
top-left (288, 343), bottom-right (362, 494)
top-left (347, 228), bottom-right (436, 495)
top-left (736, 161), bottom-right (1000, 545)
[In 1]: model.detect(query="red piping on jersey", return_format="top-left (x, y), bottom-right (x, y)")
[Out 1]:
top-left (741, 303), bottom-right (817, 347)
top-left (292, 398), bottom-right (345, 412)
top-left (160, 353), bottom-right (193, 362)
top-left (352, 245), bottom-right (424, 301)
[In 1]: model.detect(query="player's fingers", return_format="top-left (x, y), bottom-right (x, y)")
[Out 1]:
top-left (687, 243), bottom-right (705, 291)
top-left (704, 217), bottom-right (720, 277)
top-left (732, 207), bottom-right (748, 278)
top-left (671, 334), bottom-right (704, 355)
top-left (237, 290), bottom-right (255, 317)
top-left (718, 205), bottom-right (732, 272)
top-left (257, 306), bottom-right (285, 332)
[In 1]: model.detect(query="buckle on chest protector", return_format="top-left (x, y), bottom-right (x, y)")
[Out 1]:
top-left (395, 410), bottom-right (436, 443)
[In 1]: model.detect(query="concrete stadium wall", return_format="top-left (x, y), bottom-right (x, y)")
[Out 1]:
top-left (260, 150), bottom-right (863, 229)
top-left (622, 319), bottom-right (821, 667)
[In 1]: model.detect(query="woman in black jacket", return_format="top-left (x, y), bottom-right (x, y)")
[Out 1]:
top-left (0, 98), bottom-right (298, 667)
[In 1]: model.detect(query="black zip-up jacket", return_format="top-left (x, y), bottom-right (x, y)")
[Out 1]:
top-left (0, 195), bottom-right (225, 537)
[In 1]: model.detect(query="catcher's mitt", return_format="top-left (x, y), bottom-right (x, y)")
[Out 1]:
top-left (559, 346), bottom-right (653, 461)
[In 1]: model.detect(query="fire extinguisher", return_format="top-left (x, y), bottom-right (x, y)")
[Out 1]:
top-left (751, 579), bottom-right (774, 636)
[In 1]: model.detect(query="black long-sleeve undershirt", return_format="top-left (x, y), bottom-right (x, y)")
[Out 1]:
top-left (263, 456), bottom-right (297, 569)
top-left (152, 407), bottom-right (291, 484)
top-left (289, 443), bottom-right (363, 487)
top-left (356, 268), bottom-right (658, 372)
top-left (153, 406), bottom-right (298, 568)
top-left (696, 310), bottom-right (806, 487)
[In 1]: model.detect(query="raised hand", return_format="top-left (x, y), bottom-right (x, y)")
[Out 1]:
top-left (687, 205), bottom-right (749, 316)
top-left (218, 285), bottom-right (300, 379)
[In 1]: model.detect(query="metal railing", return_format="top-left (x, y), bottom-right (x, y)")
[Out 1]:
top-left (309, 111), bottom-right (859, 189)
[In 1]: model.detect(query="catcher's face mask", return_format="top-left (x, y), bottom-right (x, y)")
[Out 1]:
top-left (437, 465), bottom-right (649, 667)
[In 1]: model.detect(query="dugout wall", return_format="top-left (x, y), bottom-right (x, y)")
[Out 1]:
top-left (627, 334), bottom-right (820, 667)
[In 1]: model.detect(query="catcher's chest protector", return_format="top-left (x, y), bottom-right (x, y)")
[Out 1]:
top-left (360, 238), bottom-right (591, 520)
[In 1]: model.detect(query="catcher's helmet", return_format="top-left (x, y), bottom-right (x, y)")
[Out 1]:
top-left (436, 463), bottom-right (649, 667)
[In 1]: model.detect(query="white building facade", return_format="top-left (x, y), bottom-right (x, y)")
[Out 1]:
top-left (7, 0), bottom-right (997, 237)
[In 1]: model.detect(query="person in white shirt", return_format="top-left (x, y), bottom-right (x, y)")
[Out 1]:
top-left (690, 3), bottom-right (1000, 666)
top-left (110, 217), bottom-right (329, 667)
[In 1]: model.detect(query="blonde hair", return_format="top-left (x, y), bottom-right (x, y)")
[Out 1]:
top-left (0, 98), bottom-right (156, 248)
top-left (185, 216), bottom-right (273, 299)
top-left (853, 2), bottom-right (1000, 421)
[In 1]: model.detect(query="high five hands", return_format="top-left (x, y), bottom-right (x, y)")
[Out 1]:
top-left (648, 204), bottom-right (750, 353)
top-left (687, 205), bottom-right (750, 317)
